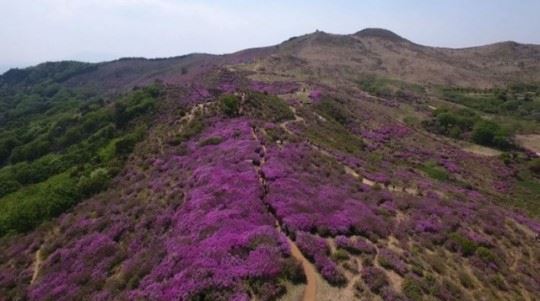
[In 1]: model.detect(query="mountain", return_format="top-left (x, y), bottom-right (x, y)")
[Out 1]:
top-left (3, 28), bottom-right (540, 91)
top-left (0, 29), bottom-right (539, 301)
top-left (254, 29), bottom-right (540, 88)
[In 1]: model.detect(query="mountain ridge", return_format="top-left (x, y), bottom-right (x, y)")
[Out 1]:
top-left (3, 28), bottom-right (540, 89)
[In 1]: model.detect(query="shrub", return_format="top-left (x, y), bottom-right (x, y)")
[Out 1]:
top-left (315, 99), bottom-right (350, 125)
top-left (0, 173), bottom-right (79, 235)
top-left (295, 232), bottom-right (329, 260)
top-left (220, 95), bottom-right (240, 117)
top-left (476, 247), bottom-right (497, 264)
top-left (58, 125), bottom-right (85, 147)
top-left (436, 278), bottom-right (465, 301)
top-left (281, 258), bottom-right (306, 284)
top-left (489, 274), bottom-right (507, 291)
top-left (403, 116), bottom-right (419, 126)
top-left (425, 254), bottom-right (447, 274)
top-left (305, 115), bottom-right (364, 154)
top-left (114, 88), bottom-right (156, 127)
top-left (244, 92), bottom-right (294, 122)
top-left (402, 276), bottom-right (424, 301)
top-left (424, 108), bottom-right (477, 138)
top-left (9, 138), bottom-right (51, 163)
top-left (115, 133), bottom-right (140, 156)
top-left (529, 158), bottom-right (540, 175)
top-left (317, 255), bottom-right (347, 286)
top-left (472, 120), bottom-right (510, 148)
top-left (331, 249), bottom-right (350, 261)
top-left (250, 281), bottom-right (286, 301)
top-left (419, 273), bottom-right (439, 296)
top-left (295, 232), bottom-right (346, 286)
top-left (264, 127), bottom-right (287, 143)
top-left (78, 168), bottom-right (111, 196)
top-left (357, 76), bottom-right (394, 98)
top-left (177, 118), bottom-right (205, 142)
top-left (448, 232), bottom-right (477, 256)
top-left (458, 270), bottom-right (475, 289)
top-left (199, 136), bottom-right (223, 147)
top-left (420, 162), bottom-right (449, 181)
top-left (378, 249), bottom-right (408, 275)
top-left (0, 136), bottom-right (19, 164)
top-left (12, 154), bottom-right (68, 185)
top-left (335, 236), bottom-right (376, 254)
top-left (361, 266), bottom-right (388, 293)
top-left (0, 179), bottom-right (21, 198)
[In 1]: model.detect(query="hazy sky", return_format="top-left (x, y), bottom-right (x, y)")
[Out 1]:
top-left (1, 0), bottom-right (539, 73)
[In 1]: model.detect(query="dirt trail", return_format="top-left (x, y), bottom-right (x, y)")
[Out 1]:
top-left (250, 126), bottom-right (318, 301)
top-left (177, 102), bottom-right (213, 131)
top-left (157, 137), bottom-right (165, 155)
top-left (31, 248), bottom-right (43, 284)
top-left (287, 238), bottom-right (318, 301)
top-left (280, 106), bottom-right (305, 136)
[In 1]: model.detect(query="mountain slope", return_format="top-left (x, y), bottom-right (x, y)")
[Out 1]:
top-left (3, 28), bottom-right (539, 92)
top-left (243, 29), bottom-right (540, 88)
top-left (0, 29), bottom-right (539, 301)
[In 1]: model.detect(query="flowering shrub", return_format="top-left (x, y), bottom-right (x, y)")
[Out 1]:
top-left (361, 125), bottom-right (410, 145)
top-left (316, 254), bottom-right (347, 286)
top-left (361, 266), bottom-right (389, 293)
top-left (185, 85), bottom-right (212, 103)
top-left (29, 233), bottom-right (120, 300)
top-left (447, 232), bottom-right (478, 256)
top-left (0, 79), bottom-right (539, 301)
top-left (377, 248), bottom-right (408, 275)
top-left (413, 215), bottom-right (443, 234)
top-left (263, 143), bottom-right (391, 238)
top-left (295, 232), bottom-right (329, 260)
top-left (295, 232), bottom-right (345, 285)
top-left (309, 89), bottom-right (323, 101)
top-left (1, 118), bottom-right (300, 300)
top-left (249, 81), bottom-right (300, 95)
top-left (335, 235), bottom-right (376, 254)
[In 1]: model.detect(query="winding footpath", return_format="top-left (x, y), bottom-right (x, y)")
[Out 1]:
top-left (31, 248), bottom-right (43, 284)
top-left (287, 237), bottom-right (318, 301)
top-left (250, 127), bottom-right (318, 301)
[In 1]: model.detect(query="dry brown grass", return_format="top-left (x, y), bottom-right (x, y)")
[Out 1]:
top-left (243, 31), bottom-right (540, 89)
top-left (515, 134), bottom-right (540, 155)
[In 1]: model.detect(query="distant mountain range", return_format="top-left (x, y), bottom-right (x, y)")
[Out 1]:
top-left (3, 28), bottom-right (540, 91)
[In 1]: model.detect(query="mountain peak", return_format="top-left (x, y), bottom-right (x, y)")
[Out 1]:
top-left (354, 28), bottom-right (407, 42)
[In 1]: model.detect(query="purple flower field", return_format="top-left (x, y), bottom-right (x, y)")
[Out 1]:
top-left (1, 38), bottom-right (540, 301)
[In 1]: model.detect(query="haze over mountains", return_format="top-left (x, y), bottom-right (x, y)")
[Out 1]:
top-left (0, 29), bottom-right (539, 301)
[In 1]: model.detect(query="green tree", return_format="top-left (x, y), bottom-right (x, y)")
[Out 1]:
top-left (78, 168), bottom-right (111, 196)
top-left (220, 95), bottom-right (240, 117)
top-left (0, 179), bottom-right (21, 198)
top-left (472, 120), bottom-right (499, 146)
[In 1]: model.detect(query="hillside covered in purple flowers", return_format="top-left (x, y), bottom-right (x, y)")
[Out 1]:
top-left (1, 29), bottom-right (540, 301)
